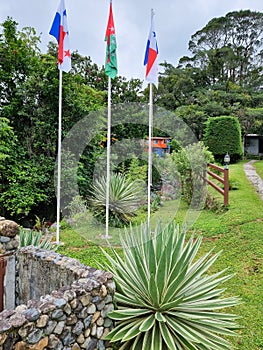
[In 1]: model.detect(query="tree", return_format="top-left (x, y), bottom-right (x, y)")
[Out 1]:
top-left (65, 49), bottom-right (143, 104)
top-left (237, 107), bottom-right (263, 135)
top-left (156, 62), bottom-right (201, 109)
top-left (0, 17), bottom-right (145, 224)
top-left (175, 105), bottom-right (207, 140)
top-left (0, 18), bottom-right (106, 223)
top-left (182, 10), bottom-right (263, 87)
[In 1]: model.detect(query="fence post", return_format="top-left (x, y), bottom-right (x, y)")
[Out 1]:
top-left (0, 257), bottom-right (7, 312)
top-left (224, 168), bottom-right (229, 206)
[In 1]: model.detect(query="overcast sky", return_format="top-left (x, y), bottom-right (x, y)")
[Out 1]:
top-left (1, 0), bottom-right (262, 81)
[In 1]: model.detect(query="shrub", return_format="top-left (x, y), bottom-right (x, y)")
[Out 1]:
top-left (203, 116), bottom-right (243, 163)
top-left (171, 142), bottom-right (214, 206)
top-left (65, 195), bottom-right (87, 218)
top-left (102, 222), bottom-right (240, 350)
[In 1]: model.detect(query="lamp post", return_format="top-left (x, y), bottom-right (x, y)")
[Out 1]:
top-left (223, 153), bottom-right (230, 206)
top-left (224, 152), bottom-right (230, 170)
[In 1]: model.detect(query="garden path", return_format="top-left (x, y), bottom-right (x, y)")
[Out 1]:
top-left (243, 160), bottom-right (263, 201)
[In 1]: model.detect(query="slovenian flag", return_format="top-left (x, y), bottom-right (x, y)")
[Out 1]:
top-left (144, 10), bottom-right (158, 87)
top-left (49, 0), bottom-right (71, 72)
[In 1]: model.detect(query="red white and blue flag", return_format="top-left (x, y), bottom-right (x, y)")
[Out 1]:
top-left (49, 0), bottom-right (71, 72)
top-left (144, 10), bottom-right (158, 87)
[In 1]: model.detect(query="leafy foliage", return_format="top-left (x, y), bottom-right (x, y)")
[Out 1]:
top-left (102, 222), bottom-right (240, 350)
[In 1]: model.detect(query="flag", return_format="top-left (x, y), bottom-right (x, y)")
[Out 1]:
top-left (144, 10), bottom-right (158, 87)
top-left (105, 1), bottom-right (117, 79)
top-left (49, 0), bottom-right (71, 72)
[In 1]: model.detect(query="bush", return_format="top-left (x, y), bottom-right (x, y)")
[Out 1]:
top-left (102, 222), bottom-right (240, 350)
top-left (203, 116), bottom-right (243, 163)
top-left (171, 142), bottom-right (214, 206)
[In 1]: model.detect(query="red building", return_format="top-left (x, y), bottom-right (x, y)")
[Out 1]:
top-left (145, 137), bottom-right (171, 157)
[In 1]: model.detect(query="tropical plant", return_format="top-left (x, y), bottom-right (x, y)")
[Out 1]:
top-left (102, 222), bottom-right (240, 350)
top-left (19, 228), bottom-right (56, 250)
top-left (89, 173), bottom-right (144, 227)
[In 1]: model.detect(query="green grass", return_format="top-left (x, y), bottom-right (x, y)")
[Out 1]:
top-left (254, 160), bottom-right (263, 179)
top-left (57, 160), bottom-right (263, 350)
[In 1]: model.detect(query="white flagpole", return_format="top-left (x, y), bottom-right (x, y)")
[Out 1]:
top-left (56, 69), bottom-right (63, 244)
top-left (147, 82), bottom-right (153, 230)
top-left (105, 76), bottom-right (112, 238)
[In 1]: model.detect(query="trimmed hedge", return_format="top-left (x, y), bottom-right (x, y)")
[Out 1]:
top-left (203, 116), bottom-right (243, 163)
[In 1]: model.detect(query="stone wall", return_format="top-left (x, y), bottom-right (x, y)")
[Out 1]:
top-left (0, 220), bottom-right (116, 350)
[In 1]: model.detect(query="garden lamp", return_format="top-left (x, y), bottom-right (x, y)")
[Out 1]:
top-left (224, 152), bottom-right (230, 169)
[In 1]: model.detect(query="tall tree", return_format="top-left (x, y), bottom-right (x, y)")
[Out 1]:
top-left (181, 10), bottom-right (263, 87)
top-left (0, 18), bottom-right (106, 223)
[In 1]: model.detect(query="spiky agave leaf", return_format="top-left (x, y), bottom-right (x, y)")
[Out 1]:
top-left (89, 173), bottom-right (143, 226)
top-left (102, 222), bottom-right (240, 350)
top-left (19, 228), bottom-right (56, 251)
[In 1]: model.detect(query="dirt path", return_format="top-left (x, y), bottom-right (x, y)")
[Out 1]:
top-left (243, 160), bottom-right (263, 201)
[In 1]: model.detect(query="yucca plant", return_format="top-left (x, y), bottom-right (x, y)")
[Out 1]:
top-left (19, 228), bottom-right (56, 250)
top-left (89, 173), bottom-right (143, 227)
top-left (102, 222), bottom-right (240, 350)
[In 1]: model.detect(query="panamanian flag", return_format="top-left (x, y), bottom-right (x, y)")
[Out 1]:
top-left (144, 10), bottom-right (158, 87)
top-left (49, 0), bottom-right (71, 72)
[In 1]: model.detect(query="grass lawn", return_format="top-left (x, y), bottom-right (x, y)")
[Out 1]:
top-left (57, 160), bottom-right (263, 350)
top-left (254, 160), bottom-right (263, 179)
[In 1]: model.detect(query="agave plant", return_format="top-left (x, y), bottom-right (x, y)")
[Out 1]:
top-left (89, 173), bottom-right (143, 226)
top-left (102, 222), bottom-right (240, 350)
top-left (19, 228), bottom-right (56, 250)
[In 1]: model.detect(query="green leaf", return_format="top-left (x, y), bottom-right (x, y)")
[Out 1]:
top-left (155, 242), bottom-right (168, 301)
top-left (151, 324), bottom-right (163, 350)
top-left (122, 319), bottom-right (143, 341)
top-left (109, 308), bottom-right (152, 321)
top-left (155, 312), bottom-right (167, 323)
top-left (141, 328), bottom-right (152, 350)
top-left (149, 273), bottom-right (159, 307)
top-left (159, 321), bottom-right (176, 349)
top-left (139, 314), bottom-right (155, 332)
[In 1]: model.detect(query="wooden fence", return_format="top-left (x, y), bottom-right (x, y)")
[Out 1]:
top-left (206, 163), bottom-right (229, 206)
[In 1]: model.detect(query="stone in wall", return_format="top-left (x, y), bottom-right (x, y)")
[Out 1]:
top-left (0, 218), bottom-right (19, 238)
top-left (0, 218), bottom-right (19, 254)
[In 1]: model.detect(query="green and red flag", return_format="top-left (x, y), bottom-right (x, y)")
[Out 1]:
top-left (105, 0), bottom-right (117, 79)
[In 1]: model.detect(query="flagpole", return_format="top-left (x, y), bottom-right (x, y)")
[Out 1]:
top-left (147, 82), bottom-right (153, 230)
top-left (56, 69), bottom-right (63, 244)
top-left (105, 76), bottom-right (111, 238)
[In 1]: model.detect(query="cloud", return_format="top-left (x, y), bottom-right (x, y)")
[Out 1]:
top-left (0, 0), bottom-right (262, 80)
